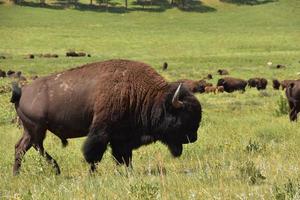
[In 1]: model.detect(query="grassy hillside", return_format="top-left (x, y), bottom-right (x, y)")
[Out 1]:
top-left (0, 0), bottom-right (300, 199)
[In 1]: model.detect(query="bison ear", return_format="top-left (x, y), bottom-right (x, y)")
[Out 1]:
top-left (172, 83), bottom-right (184, 109)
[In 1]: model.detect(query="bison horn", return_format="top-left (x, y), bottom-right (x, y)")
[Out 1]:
top-left (172, 83), bottom-right (184, 108)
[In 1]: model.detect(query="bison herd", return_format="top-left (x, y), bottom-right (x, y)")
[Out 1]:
top-left (1, 59), bottom-right (299, 175)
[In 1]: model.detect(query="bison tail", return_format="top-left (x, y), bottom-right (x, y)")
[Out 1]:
top-left (10, 82), bottom-right (22, 104)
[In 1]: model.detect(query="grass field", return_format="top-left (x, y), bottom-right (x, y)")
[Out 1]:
top-left (1, 0), bottom-right (300, 199)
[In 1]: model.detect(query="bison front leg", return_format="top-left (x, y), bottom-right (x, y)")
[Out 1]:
top-left (82, 129), bottom-right (109, 172)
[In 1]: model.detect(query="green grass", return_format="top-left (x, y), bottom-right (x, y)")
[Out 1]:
top-left (1, 0), bottom-right (300, 199)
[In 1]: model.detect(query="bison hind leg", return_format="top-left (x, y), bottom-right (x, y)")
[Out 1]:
top-left (82, 130), bottom-right (109, 172)
top-left (110, 142), bottom-right (133, 168)
top-left (13, 130), bottom-right (33, 175)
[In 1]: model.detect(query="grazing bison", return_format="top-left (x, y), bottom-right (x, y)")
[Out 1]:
top-left (162, 62), bottom-right (168, 71)
top-left (217, 77), bottom-right (247, 93)
top-left (248, 78), bottom-right (268, 90)
top-left (11, 59), bottom-right (202, 175)
top-left (43, 54), bottom-right (59, 58)
top-left (217, 69), bottom-right (229, 75)
top-left (206, 74), bottom-right (213, 80)
top-left (24, 54), bottom-right (34, 59)
top-left (285, 80), bottom-right (300, 121)
top-left (276, 64), bottom-right (285, 69)
top-left (7, 70), bottom-right (15, 76)
top-left (8, 71), bottom-right (22, 79)
top-left (272, 79), bottom-right (281, 90)
top-left (176, 79), bottom-right (211, 93)
top-left (0, 69), bottom-right (6, 78)
top-left (257, 78), bottom-right (268, 90)
top-left (66, 51), bottom-right (78, 57)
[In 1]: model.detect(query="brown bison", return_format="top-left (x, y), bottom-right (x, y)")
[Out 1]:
top-left (43, 54), bottom-right (59, 58)
top-left (162, 62), bottom-right (168, 71)
top-left (176, 79), bottom-right (211, 93)
top-left (7, 70), bottom-right (15, 76)
top-left (276, 64), bottom-right (285, 69)
top-left (248, 78), bottom-right (268, 90)
top-left (217, 77), bottom-right (247, 93)
top-left (10, 59), bottom-right (202, 175)
top-left (272, 79), bottom-right (281, 90)
top-left (205, 74), bottom-right (213, 80)
top-left (281, 80), bottom-right (300, 90)
top-left (217, 69), bottom-right (229, 75)
top-left (285, 80), bottom-right (300, 121)
top-left (0, 69), bottom-right (6, 78)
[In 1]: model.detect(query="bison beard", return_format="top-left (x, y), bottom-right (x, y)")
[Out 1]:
top-left (11, 59), bottom-right (202, 174)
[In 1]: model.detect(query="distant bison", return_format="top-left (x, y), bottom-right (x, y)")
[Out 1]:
top-left (248, 78), bottom-right (268, 90)
top-left (162, 62), bottom-right (168, 71)
top-left (276, 64), bottom-right (286, 69)
top-left (24, 54), bottom-right (34, 59)
top-left (0, 69), bottom-right (6, 78)
top-left (10, 59), bottom-right (202, 175)
top-left (217, 69), bottom-right (229, 75)
top-left (272, 79), bottom-right (281, 90)
top-left (0, 55), bottom-right (6, 59)
top-left (66, 51), bottom-right (87, 57)
top-left (176, 79), bottom-right (212, 93)
top-left (285, 80), bottom-right (300, 121)
top-left (42, 54), bottom-right (59, 58)
top-left (217, 77), bottom-right (247, 93)
top-left (206, 74), bottom-right (213, 80)
top-left (7, 70), bottom-right (15, 76)
top-left (8, 71), bottom-right (22, 79)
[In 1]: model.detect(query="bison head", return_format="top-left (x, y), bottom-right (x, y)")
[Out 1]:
top-left (158, 83), bottom-right (202, 157)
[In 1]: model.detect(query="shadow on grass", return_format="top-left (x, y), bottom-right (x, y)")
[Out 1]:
top-left (220, 0), bottom-right (278, 6)
top-left (15, 0), bottom-right (216, 13)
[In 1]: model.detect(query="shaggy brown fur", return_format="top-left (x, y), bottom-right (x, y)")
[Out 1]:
top-left (11, 59), bottom-right (202, 175)
top-left (285, 80), bottom-right (300, 121)
top-left (217, 77), bottom-right (247, 93)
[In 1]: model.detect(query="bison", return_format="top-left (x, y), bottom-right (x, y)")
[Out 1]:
top-left (281, 80), bottom-right (300, 90)
top-left (217, 77), bottom-right (247, 93)
top-left (285, 80), bottom-right (300, 121)
top-left (272, 79), bottom-right (281, 90)
top-left (0, 69), bottom-right (6, 78)
top-left (162, 62), bottom-right (168, 71)
top-left (175, 79), bottom-right (211, 93)
top-left (217, 69), bottom-right (229, 75)
top-left (11, 59), bottom-right (202, 175)
top-left (248, 78), bottom-right (268, 90)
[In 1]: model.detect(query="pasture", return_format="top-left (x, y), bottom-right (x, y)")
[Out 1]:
top-left (0, 0), bottom-right (300, 199)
